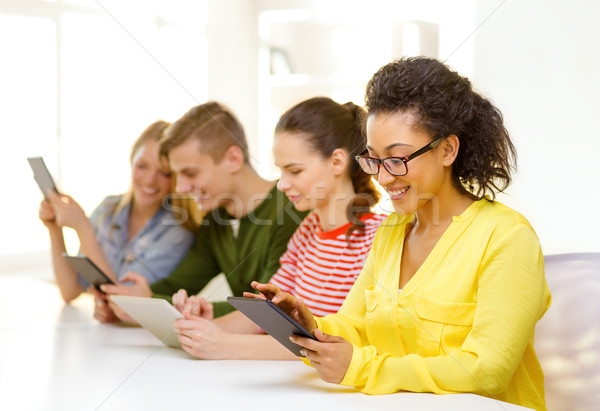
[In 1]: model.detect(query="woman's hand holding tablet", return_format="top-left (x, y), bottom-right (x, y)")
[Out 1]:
top-left (227, 295), bottom-right (317, 357)
top-left (237, 281), bottom-right (354, 382)
top-left (243, 281), bottom-right (317, 334)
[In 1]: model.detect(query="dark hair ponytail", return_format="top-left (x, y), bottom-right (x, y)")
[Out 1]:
top-left (275, 97), bottom-right (380, 241)
top-left (342, 102), bottom-right (381, 240)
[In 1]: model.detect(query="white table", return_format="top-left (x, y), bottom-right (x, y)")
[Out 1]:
top-left (0, 275), bottom-right (530, 411)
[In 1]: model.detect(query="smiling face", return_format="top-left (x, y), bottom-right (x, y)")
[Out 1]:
top-left (130, 139), bottom-right (173, 209)
top-left (366, 111), bottom-right (448, 216)
top-left (167, 137), bottom-right (233, 212)
top-left (273, 132), bottom-right (340, 213)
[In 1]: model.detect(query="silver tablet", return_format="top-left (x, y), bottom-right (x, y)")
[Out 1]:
top-left (110, 295), bottom-right (183, 348)
top-left (27, 156), bottom-right (59, 199)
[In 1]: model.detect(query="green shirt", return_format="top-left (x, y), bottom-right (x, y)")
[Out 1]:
top-left (150, 185), bottom-right (308, 317)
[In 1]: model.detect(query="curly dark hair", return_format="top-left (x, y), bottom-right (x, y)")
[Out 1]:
top-left (365, 56), bottom-right (516, 199)
top-left (275, 97), bottom-right (380, 241)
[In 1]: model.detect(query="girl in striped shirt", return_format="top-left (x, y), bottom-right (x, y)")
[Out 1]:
top-left (174, 97), bottom-right (386, 359)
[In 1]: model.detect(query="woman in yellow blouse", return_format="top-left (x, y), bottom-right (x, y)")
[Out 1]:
top-left (247, 56), bottom-right (551, 410)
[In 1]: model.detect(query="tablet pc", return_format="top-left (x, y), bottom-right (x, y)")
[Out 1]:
top-left (110, 295), bottom-right (183, 348)
top-left (227, 296), bottom-right (317, 356)
top-left (62, 254), bottom-right (115, 290)
top-left (27, 157), bottom-right (59, 199)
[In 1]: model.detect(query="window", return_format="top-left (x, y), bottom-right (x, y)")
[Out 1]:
top-left (0, 0), bottom-right (207, 259)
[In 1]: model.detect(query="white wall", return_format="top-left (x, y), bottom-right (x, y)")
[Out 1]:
top-left (0, 1), bottom-right (208, 265)
top-left (206, 0), bottom-right (260, 169)
top-left (3, 0), bottom-right (597, 272)
top-left (250, 0), bottom-right (600, 255)
top-left (472, 0), bottom-right (600, 254)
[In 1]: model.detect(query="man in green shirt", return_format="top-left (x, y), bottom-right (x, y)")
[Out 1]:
top-left (97, 102), bottom-right (307, 320)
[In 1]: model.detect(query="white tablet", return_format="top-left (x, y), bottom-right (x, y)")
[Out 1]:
top-left (110, 295), bottom-right (183, 348)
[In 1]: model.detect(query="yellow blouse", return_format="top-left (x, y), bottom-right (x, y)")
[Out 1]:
top-left (314, 198), bottom-right (551, 410)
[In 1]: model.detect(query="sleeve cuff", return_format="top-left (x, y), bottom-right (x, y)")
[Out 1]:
top-left (339, 343), bottom-right (364, 387)
top-left (314, 315), bottom-right (338, 336)
top-left (300, 355), bottom-right (313, 368)
top-left (314, 316), bottom-right (325, 331)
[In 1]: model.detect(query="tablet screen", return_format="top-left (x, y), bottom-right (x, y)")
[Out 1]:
top-left (111, 295), bottom-right (183, 348)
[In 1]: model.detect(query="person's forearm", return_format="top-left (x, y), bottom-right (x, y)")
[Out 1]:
top-left (225, 334), bottom-right (298, 360)
top-left (75, 220), bottom-right (118, 282)
top-left (214, 310), bottom-right (262, 334)
top-left (212, 300), bottom-right (237, 318)
top-left (48, 226), bottom-right (83, 302)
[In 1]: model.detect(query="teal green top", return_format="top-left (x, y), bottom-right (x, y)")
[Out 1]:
top-left (150, 185), bottom-right (308, 317)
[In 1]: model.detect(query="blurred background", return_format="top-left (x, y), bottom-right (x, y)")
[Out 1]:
top-left (1, 0), bottom-right (599, 275)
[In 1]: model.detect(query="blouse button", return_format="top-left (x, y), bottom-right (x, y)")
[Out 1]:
top-left (124, 251), bottom-right (135, 263)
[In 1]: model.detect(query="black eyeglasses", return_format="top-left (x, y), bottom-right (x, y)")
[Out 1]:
top-left (355, 137), bottom-right (443, 176)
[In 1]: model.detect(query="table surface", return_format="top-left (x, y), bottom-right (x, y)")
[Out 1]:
top-left (0, 274), bottom-right (530, 411)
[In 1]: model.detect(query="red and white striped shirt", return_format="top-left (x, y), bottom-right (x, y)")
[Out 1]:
top-left (269, 211), bottom-right (387, 316)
